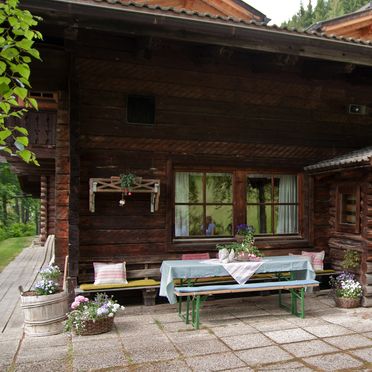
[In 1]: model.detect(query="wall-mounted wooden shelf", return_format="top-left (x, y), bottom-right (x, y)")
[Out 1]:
top-left (89, 177), bottom-right (160, 213)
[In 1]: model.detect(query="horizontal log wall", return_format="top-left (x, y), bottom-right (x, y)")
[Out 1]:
top-left (319, 169), bottom-right (371, 306)
top-left (71, 32), bottom-right (372, 269)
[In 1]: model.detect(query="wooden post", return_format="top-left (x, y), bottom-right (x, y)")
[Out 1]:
top-left (40, 176), bottom-right (48, 246)
top-left (54, 91), bottom-right (70, 270)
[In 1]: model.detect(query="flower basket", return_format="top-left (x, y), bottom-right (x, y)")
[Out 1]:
top-left (334, 297), bottom-right (361, 309)
top-left (77, 316), bottom-right (114, 336)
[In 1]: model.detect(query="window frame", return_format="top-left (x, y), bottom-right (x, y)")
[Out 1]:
top-left (336, 184), bottom-right (360, 234)
top-left (246, 174), bottom-right (300, 236)
top-left (173, 171), bottom-right (234, 239)
top-left (173, 168), bottom-right (302, 241)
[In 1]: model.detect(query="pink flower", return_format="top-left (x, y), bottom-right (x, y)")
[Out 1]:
top-left (71, 301), bottom-right (80, 309)
top-left (75, 295), bottom-right (89, 303)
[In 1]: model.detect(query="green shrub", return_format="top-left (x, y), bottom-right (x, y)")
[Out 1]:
top-left (0, 223), bottom-right (36, 241)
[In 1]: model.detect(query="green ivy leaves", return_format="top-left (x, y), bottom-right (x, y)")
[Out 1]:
top-left (0, 0), bottom-right (42, 165)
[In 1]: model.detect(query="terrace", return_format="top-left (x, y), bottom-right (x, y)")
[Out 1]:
top-left (1, 242), bottom-right (371, 371)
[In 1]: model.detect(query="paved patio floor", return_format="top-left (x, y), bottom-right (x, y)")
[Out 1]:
top-left (1, 243), bottom-right (372, 371)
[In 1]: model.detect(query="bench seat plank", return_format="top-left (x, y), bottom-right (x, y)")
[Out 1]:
top-left (79, 279), bottom-right (160, 292)
top-left (175, 279), bottom-right (319, 296)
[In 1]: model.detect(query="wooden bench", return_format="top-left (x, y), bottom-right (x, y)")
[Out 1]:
top-left (175, 279), bottom-right (319, 329)
top-left (75, 257), bottom-right (163, 306)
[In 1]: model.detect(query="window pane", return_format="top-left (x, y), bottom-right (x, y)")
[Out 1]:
top-left (275, 175), bottom-right (297, 203)
top-left (206, 173), bottom-right (232, 203)
top-left (275, 205), bottom-right (298, 234)
top-left (206, 206), bottom-right (233, 236)
top-left (175, 205), bottom-right (203, 237)
top-left (341, 193), bottom-right (356, 224)
top-left (247, 175), bottom-right (272, 203)
top-left (247, 205), bottom-right (272, 234)
top-left (175, 172), bottom-right (203, 203)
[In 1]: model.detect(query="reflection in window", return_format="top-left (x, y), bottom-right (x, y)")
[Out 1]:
top-left (341, 193), bottom-right (356, 224)
top-left (175, 172), bottom-right (233, 238)
top-left (247, 175), bottom-right (298, 235)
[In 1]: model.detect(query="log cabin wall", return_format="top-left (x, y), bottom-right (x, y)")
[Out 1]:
top-left (47, 175), bottom-right (56, 236)
top-left (364, 171), bottom-right (372, 306)
top-left (73, 29), bottom-right (372, 265)
top-left (324, 168), bottom-right (371, 305)
top-left (312, 176), bottom-right (331, 256)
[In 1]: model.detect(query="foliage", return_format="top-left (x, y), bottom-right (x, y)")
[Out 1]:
top-left (0, 235), bottom-right (33, 271)
top-left (341, 250), bottom-right (360, 270)
top-left (0, 0), bottom-right (42, 164)
top-left (217, 235), bottom-right (263, 259)
top-left (33, 264), bottom-right (61, 295)
top-left (236, 224), bottom-right (255, 236)
top-left (330, 271), bottom-right (362, 299)
top-left (39, 264), bottom-right (61, 282)
top-left (281, 0), bottom-right (370, 30)
top-left (65, 294), bottom-right (124, 334)
top-left (119, 172), bottom-right (136, 189)
top-left (34, 279), bottom-right (59, 295)
top-left (0, 163), bottom-right (39, 240)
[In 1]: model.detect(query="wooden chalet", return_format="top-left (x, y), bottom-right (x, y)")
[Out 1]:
top-left (9, 0), bottom-right (372, 305)
top-left (308, 2), bottom-right (372, 41)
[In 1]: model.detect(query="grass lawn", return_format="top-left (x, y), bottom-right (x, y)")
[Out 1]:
top-left (0, 236), bottom-right (34, 272)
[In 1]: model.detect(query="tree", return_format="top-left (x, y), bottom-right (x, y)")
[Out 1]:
top-left (0, 0), bottom-right (42, 165)
top-left (281, 0), bottom-right (371, 30)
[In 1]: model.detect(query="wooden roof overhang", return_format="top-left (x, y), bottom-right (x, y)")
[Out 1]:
top-left (23, 0), bottom-right (372, 67)
top-left (308, 6), bottom-right (372, 41)
top-left (304, 147), bottom-right (372, 175)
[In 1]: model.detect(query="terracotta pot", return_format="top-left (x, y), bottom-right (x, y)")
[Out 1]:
top-left (334, 296), bottom-right (361, 309)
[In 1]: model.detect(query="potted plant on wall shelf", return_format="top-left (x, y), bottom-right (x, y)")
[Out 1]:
top-left (329, 250), bottom-right (362, 308)
top-left (19, 265), bottom-right (69, 336)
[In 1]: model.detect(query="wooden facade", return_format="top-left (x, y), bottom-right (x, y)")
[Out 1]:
top-left (306, 150), bottom-right (372, 306)
top-left (9, 1), bottom-right (372, 304)
top-left (308, 3), bottom-right (372, 41)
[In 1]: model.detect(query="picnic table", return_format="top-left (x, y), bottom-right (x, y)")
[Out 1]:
top-left (160, 255), bottom-right (315, 304)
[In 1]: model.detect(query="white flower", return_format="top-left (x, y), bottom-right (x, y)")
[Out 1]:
top-left (108, 313), bottom-right (114, 317)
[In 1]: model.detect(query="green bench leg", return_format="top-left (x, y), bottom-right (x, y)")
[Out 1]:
top-left (279, 287), bottom-right (306, 318)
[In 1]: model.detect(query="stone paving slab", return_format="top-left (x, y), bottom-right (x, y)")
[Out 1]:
top-left (236, 345), bottom-right (293, 366)
top-left (303, 352), bottom-right (364, 370)
top-left (281, 339), bottom-right (338, 357)
top-left (185, 352), bottom-right (247, 371)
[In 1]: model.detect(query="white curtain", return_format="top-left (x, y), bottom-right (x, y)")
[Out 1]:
top-left (277, 175), bottom-right (298, 234)
top-left (175, 172), bottom-right (189, 237)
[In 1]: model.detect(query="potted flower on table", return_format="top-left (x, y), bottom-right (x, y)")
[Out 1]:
top-left (65, 293), bottom-right (125, 336)
top-left (217, 225), bottom-right (263, 262)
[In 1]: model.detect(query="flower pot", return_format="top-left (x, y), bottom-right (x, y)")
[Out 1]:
top-left (20, 290), bottom-right (69, 337)
top-left (236, 252), bottom-right (261, 262)
top-left (76, 317), bottom-right (114, 336)
top-left (334, 296), bottom-right (361, 309)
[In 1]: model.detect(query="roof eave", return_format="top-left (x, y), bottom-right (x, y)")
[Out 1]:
top-left (23, 0), bottom-right (372, 67)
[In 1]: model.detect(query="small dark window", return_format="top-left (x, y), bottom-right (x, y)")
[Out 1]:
top-left (336, 184), bottom-right (360, 234)
top-left (127, 95), bottom-right (155, 125)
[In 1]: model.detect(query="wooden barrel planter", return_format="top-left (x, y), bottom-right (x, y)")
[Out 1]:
top-left (20, 290), bottom-right (69, 337)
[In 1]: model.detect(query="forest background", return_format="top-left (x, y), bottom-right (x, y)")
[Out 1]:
top-left (282, 0), bottom-right (371, 29)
